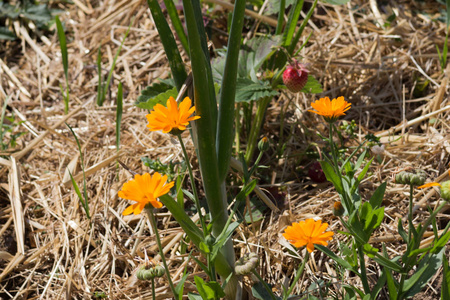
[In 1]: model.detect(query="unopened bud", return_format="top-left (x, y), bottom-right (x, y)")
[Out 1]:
top-left (258, 137), bottom-right (269, 152)
top-left (395, 169), bottom-right (426, 186)
top-left (135, 264), bottom-right (165, 281)
top-left (235, 252), bottom-right (259, 275)
top-left (332, 201), bottom-right (344, 217)
top-left (440, 181), bottom-right (450, 201)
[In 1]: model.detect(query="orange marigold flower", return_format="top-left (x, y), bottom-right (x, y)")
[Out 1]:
top-left (309, 96), bottom-right (351, 123)
top-left (146, 96), bottom-right (200, 134)
top-left (283, 219), bottom-right (334, 253)
top-left (118, 172), bottom-right (174, 215)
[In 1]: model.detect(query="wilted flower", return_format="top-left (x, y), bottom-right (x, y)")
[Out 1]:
top-left (308, 96), bottom-right (351, 123)
top-left (332, 201), bottom-right (344, 217)
top-left (235, 252), bottom-right (259, 275)
top-left (283, 219), bottom-right (334, 253)
top-left (118, 172), bottom-right (174, 215)
top-left (146, 96), bottom-right (200, 134)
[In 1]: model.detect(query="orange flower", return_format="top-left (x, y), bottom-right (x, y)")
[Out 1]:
top-left (309, 96), bottom-right (351, 123)
top-left (283, 219), bottom-right (334, 253)
top-left (146, 96), bottom-right (200, 134)
top-left (118, 172), bottom-right (174, 215)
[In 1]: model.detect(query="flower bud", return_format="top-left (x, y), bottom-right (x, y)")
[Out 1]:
top-left (395, 169), bottom-right (426, 186)
top-left (332, 201), bottom-right (344, 217)
top-left (235, 252), bottom-right (259, 275)
top-left (258, 137), bottom-right (269, 152)
top-left (135, 263), bottom-right (165, 281)
top-left (440, 181), bottom-right (450, 202)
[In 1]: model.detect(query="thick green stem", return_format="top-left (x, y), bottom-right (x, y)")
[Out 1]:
top-left (245, 96), bottom-right (271, 164)
top-left (145, 207), bottom-right (178, 299)
top-left (177, 134), bottom-right (206, 234)
top-left (358, 245), bottom-right (371, 294)
top-left (285, 251), bottom-right (309, 299)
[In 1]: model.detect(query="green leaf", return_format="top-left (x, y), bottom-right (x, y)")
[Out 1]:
top-left (397, 219), bottom-right (408, 243)
top-left (369, 252), bottom-right (402, 273)
top-left (385, 268), bottom-right (398, 300)
top-left (175, 273), bottom-right (189, 300)
top-left (136, 80), bottom-right (175, 104)
top-left (116, 82), bottom-right (123, 152)
top-left (442, 252), bottom-right (450, 300)
top-left (187, 293), bottom-right (202, 300)
top-left (146, 0), bottom-right (187, 90)
top-left (299, 75), bottom-right (323, 94)
top-left (252, 281), bottom-right (280, 300)
top-left (370, 268), bottom-right (387, 300)
top-left (194, 276), bottom-right (225, 300)
top-left (430, 229), bottom-right (450, 254)
top-left (316, 245), bottom-right (360, 275)
top-left (239, 35), bottom-right (282, 80)
top-left (135, 86), bottom-right (178, 110)
top-left (369, 182), bottom-right (386, 209)
top-left (282, 0), bottom-right (304, 47)
top-left (235, 78), bottom-right (279, 103)
top-left (264, 0), bottom-right (295, 15)
top-left (23, 4), bottom-right (53, 23)
top-left (0, 27), bottom-right (16, 40)
top-left (211, 221), bottom-right (240, 261)
top-left (321, 0), bottom-right (350, 4)
top-left (319, 160), bottom-right (343, 194)
top-left (403, 248), bottom-right (445, 298)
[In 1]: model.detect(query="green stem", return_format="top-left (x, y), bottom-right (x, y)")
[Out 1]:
top-left (245, 96), bottom-right (271, 164)
top-left (177, 134), bottom-right (206, 234)
top-left (285, 251), bottom-right (309, 299)
top-left (275, 0), bottom-right (286, 35)
top-left (145, 207), bottom-right (178, 299)
top-left (151, 277), bottom-right (156, 300)
top-left (252, 270), bottom-right (277, 300)
top-left (408, 184), bottom-right (414, 243)
top-left (358, 245), bottom-right (371, 294)
top-left (235, 103), bottom-right (241, 154)
top-left (329, 123), bottom-right (340, 173)
top-left (162, 0), bottom-right (190, 54)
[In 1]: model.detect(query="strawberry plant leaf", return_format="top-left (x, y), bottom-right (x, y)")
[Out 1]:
top-left (235, 78), bottom-right (278, 103)
top-left (300, 75), bottom-right (323, 94)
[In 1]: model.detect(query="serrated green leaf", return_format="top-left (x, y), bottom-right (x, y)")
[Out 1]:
top-left (23, 4), bottom-right (53, 23)
top-left (300, 75), bottom-right (323, 94)
top-left (235, 78), bottom-right (279, 103)
top-left (135, 86), bottom-right (178, 110)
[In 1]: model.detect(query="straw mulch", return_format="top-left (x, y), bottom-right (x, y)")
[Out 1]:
top-left (0, 0), bottom-right (449, 298)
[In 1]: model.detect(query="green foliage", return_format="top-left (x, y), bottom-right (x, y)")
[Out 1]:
top-left (442, 252), bottom-right (450, 300)
top-left (235, 78), bottom-right (279, 103)
top-left (0, 1), bottom-right (59, 40)
top-left (141, 156), bottom-right (186, 182)
top-left (193, 276), bottom-right (226, 300)
top-left (135, 79), bottom-right (177, 109)
top-left (66, 123), bottom-right (90, 220)
top-left (55, 15), bottom-right (69, 114)
top-left (264, 0), bottom-right (295, 15)
top-left (321, 0), bottom-right (350, 4)
top-left (0, 100), bottom-right (25, 153)
top-left (252, 281), bottom-right (280, 300)
top-left (299, 75), bottom-right (323, 94)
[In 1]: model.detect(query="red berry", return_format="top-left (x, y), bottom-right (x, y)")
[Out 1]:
top-left (308, 161), bottom-right (327, 183)
top-left (282, 62), bottom-right (309, 93)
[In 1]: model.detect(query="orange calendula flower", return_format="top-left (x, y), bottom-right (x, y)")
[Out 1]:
top-left (146, 96), bottom-right (200, 134)
top-left (309, 96), bottom-right (351, 123)
top-left (118, 172), bottom-right (174, 215)
top-left (283, 219), bottom-right (334, 253)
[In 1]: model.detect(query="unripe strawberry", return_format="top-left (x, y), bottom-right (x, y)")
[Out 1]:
top-left (282, 62), bottom-right (309, 93)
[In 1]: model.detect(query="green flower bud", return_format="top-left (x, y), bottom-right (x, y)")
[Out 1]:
top-left (205, 235), bottom-right (216, 248)
top-left (235, 252), bottom-right (259, 275)
top-left (440, 181), bottom-right (450, 201)
top-left (395, 169), bottom-right (426, 186)
top-left (258, 137), bottom-right (270, 152)
top-left (135, 263), bottom-right (165, 281)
